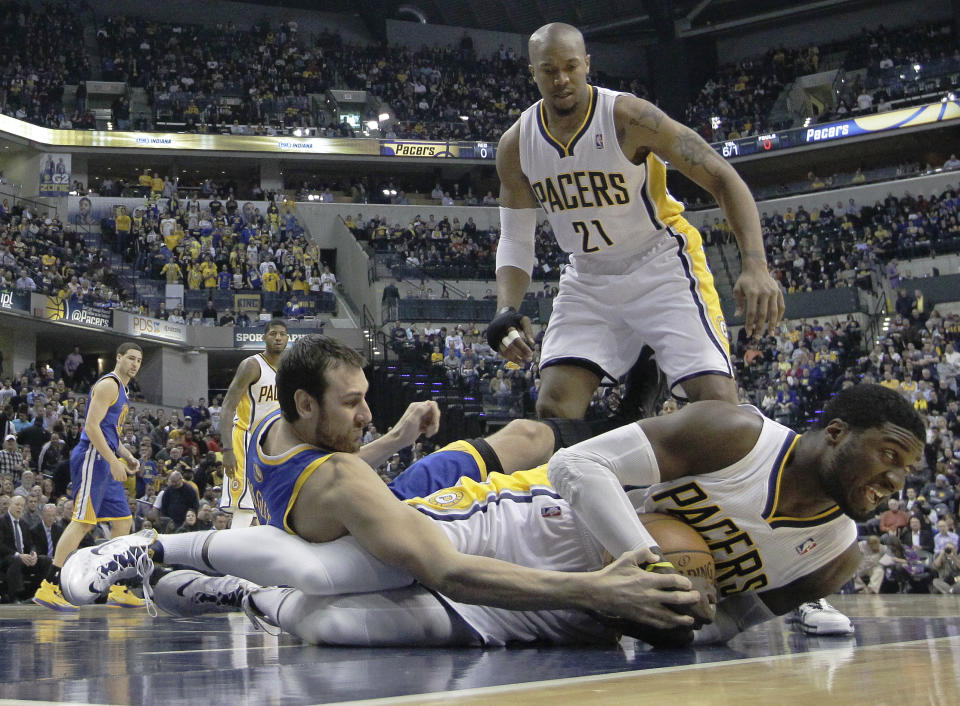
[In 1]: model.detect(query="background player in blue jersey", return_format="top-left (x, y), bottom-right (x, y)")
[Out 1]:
top-left (34, 342), bottom-right (145, 611)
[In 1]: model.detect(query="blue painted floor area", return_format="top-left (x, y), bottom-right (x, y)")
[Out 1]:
top-left (1, 599), bottom-right (959, 704)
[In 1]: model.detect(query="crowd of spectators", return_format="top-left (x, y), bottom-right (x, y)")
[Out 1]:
top-left (827, 23), bottom-right (959, 122)
top-left (0, 1), bottom-right (92, 130)
top-left (86, 181), bottom-right (338, 322)
top-left (701, 184), bottom-right (960, 292)
top-left (685, 44), bottom-right (821, 142)
top-left (0, 3), bottom-right (955, 147)
top-left (97, 16), bottom-right (317, 132)
top-left (347, 211), bottom-right (567, 282)
top-left (0, 358), bottom-right (241, 600)
top-left (0, 201), bottom-right (131, 311)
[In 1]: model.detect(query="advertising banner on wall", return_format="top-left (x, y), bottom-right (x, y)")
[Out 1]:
top-left (125, 313), bottom-right (187, 342)
top-left (0, 289), bottom-right (30, 313)
top-left (43, 296), bottom-right (112, 328)
top-left (233, 326), bottom-right (318, 349)
top-left (39, 153), bottom-right (71, 196)
top-left (233, 292), bottom-right (261, 314)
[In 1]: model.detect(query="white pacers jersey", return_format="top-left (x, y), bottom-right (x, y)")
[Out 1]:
top-left (635, 414), bottom-right (858, 598)
top-left (518, 85), bottom-right (688, 272)
top-left (407, 468), bottom-right (615, 646)
top-left (234, 354), bottom-right (279, 432)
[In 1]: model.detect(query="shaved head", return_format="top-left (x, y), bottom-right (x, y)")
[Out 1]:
top-left (529, 23), bottom-right (585, 63)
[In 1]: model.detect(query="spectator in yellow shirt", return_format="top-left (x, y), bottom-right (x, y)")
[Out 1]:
top-left (161, 261), bottom-right (183, 283)
top-left (262, 267), bottom-right (281, 292)
top-left (138, 169), bottom-right (153, 188)
top-left (201, 258), bottom-right (218, 288)
top-left (187, 263), bottom-right (204, 290)
top-left (151, 172), bottom-right (163, 194)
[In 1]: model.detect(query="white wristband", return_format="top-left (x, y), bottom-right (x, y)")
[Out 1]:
top-left (502, 329), bottom-right (522, 347)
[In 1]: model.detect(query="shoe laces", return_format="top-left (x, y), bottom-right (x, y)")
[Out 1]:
top-left (241, 587), bottom-right (283, 637)
top-left (95, 542), bottom-right (156, 617)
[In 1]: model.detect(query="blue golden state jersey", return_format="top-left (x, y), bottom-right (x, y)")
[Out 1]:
top-left (246, 408), bottom-right (334, 532)
top-left (78, 372), bottom-right (128, 452)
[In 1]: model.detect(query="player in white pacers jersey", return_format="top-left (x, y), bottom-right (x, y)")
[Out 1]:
top-left (489, 23), bottom-right (784, 419)
top-left (219, 319), bottom-right (288, 528)
top-left (67, 385), bottom-right (923, 646)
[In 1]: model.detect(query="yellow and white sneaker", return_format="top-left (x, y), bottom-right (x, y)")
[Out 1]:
top-left (32, 579), bottom-right (78, 612)
top-left (106, 584), bottom-right (147, 608)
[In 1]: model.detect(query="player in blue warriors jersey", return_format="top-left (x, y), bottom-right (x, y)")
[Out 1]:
top-left (61, 334), bottom-right (698, 634)
top-left (34, 342), bottom-right (146, 611)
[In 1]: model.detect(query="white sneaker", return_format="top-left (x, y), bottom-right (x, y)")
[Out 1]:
top-left (155, 570), bottom-right (258, 617)
top-left (61, 529), bottom-right (157, 612)
top-left (788, 599), bottom-right (854, 635)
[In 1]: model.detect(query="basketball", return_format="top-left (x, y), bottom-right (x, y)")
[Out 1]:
top-left (603, 513), bottom-right (717, 648)
top-left (639, 512), bottom-right (715, 585)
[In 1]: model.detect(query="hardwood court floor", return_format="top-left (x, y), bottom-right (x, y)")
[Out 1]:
top-left (1, 594), bottom-right (959, 705)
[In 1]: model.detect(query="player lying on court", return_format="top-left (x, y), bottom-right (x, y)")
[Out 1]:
top-left (61, 335), bottom-right (702, 641)
top-left (62, 347), bottom-right (922, 646)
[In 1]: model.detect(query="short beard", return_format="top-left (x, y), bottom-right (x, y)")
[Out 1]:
top-left (818, 442), bottom-right (872, 521)
top-left (314, 414), bottom-right (361, 454)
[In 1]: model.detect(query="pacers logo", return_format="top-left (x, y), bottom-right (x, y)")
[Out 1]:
top-left (429, 489), bottom-right (464, 507)
top-left (45, 296), bottom-right (66, 321)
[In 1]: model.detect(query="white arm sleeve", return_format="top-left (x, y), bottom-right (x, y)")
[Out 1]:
top-left (495, 207), bottom-right (537, 274)
top-left (547, 423), bottom-right (661, 557)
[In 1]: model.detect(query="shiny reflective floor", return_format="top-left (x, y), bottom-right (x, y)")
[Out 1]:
top-left (0, 595), bottom-right (959, 705)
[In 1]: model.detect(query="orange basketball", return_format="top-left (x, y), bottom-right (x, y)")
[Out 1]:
top-left (639, 512), bottom-right (715, 584)
top-left (603, 513), bottom-right (716, 648)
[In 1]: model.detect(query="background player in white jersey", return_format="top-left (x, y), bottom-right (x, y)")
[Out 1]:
top-left (219, 319), bottom-right (288, 528)
top-left (490, 22), bottom-right (784, 418)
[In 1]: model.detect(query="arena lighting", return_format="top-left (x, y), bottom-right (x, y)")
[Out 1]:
top-left (378, 112), bottom-right (390, 121)
top-left (803, 117), bottom-right (811, 127)
top-left (913, 63), bottom-right (922, 72)
top-left (365, 120), bottom-right (379, 130)
top-left (710, 116), bottom-right (721, 129)
top-left (382, 188), bottom-right (397, 196)
top-left (459, 115), bottom-right (469, 121)
top-left (293, 128), bottom-right (303, 136)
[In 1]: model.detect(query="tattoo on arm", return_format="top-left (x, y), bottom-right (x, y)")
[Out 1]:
top-left (628, 103), bottom-right (664, 133)
top-left (674, 131), bottom-right (722, 179)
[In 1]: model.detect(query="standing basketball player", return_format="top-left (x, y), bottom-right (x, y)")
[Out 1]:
top-left (33, 342), bottom-right (145, 611)
top-left (219, 318), bottom-right (289, 528)
top-left (489, 22), bottom-right (784, 416)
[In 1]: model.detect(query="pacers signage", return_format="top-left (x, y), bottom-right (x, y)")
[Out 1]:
top-left (43, 296), bottom-right (112, 328)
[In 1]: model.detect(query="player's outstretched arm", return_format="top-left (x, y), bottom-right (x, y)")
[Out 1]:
top-left (219, 357), bottom-right (260, 478)
top-left (492, 121), bottom-right (537, 363)
top-left (356, 400), bottom-right (440, 469)
top-left (549, 401), bottom-right (762, 557)
top-left (300, 453), bottom-right (699, 627)
top-left (615, 95), bottom-right (784, 337)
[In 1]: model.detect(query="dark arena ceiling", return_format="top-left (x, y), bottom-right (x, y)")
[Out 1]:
top-left (235, 0), bottom-right (902, 42)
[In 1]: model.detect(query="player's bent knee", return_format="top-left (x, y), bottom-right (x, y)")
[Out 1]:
top-left (503, 418), bottom-right (553, 450)
top-left (682, 374), bottom-right (738, 404)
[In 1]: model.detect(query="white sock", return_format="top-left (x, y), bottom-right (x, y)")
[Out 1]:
top-left (229, 510), bottom-right (257, 529)
top-left (164, 526), bottom-right (414, 595)
top-left (157, 530), bottom-right (216, 569)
